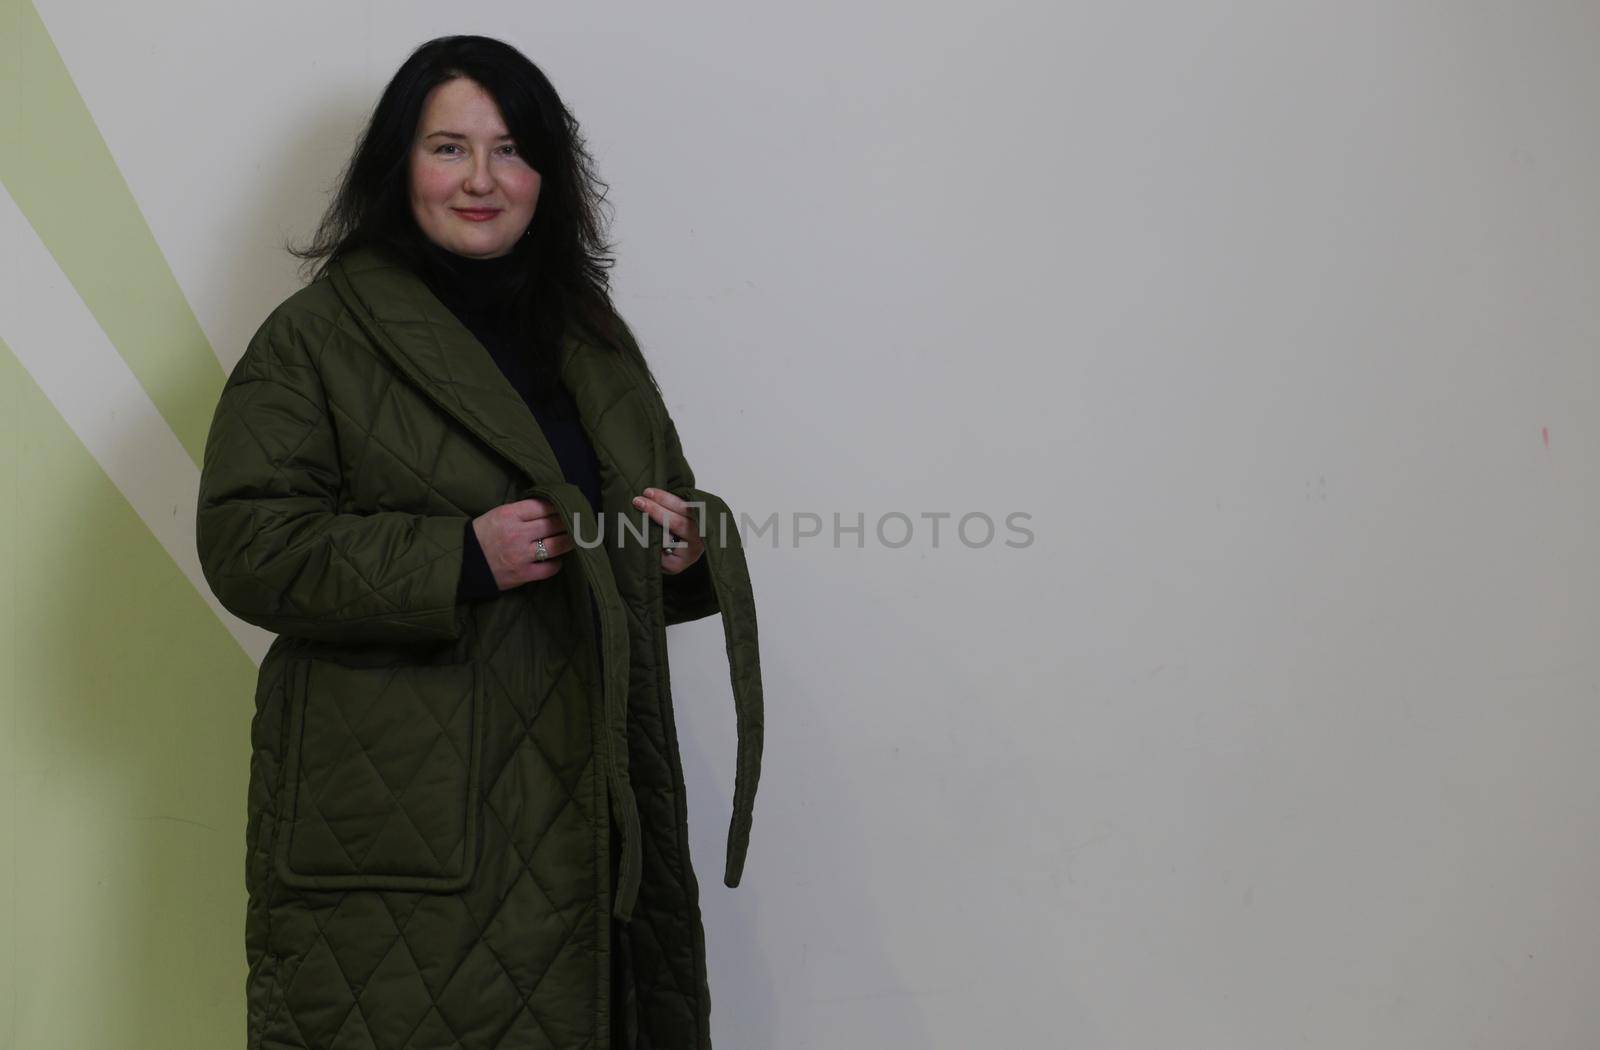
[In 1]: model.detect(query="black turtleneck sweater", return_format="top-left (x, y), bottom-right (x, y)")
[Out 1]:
top-left (412, 239), bottom-right (605, 604)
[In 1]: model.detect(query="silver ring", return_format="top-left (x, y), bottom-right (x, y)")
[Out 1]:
top-left (534, 538), bottom-right (549, 562)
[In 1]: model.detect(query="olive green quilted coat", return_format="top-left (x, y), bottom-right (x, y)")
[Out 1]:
top-left (195, 243), bottom-right (764, 1050)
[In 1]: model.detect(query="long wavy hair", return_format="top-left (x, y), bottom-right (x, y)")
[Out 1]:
top-left (286, 34), bottom-right (661, 401)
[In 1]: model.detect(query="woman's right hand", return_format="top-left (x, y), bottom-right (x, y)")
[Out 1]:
top-left (471, 498), bottom-right (574, 591)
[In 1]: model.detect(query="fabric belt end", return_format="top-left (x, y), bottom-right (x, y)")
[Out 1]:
top-left (613, 800), bottom-right (643, 921)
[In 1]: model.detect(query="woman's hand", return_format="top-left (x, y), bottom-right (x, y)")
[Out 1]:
top-left (471, 497), bottom-right (572, 590)
top-left (633, 488), bottom-right (706, 574)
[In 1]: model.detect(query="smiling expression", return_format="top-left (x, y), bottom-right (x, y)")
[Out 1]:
top-left (408, 77), bottom-right (541, 259)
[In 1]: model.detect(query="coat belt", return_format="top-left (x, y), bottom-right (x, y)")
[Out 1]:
top-left (524, 483), bottom-right (765, 921)
top-left (670, 486), bottom-right (765, 889)
top-left (521, 482), bottom-right (644, 921)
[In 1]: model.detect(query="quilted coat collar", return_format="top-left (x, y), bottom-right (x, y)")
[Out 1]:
top-left (324, 242), bottom-right (629, 494)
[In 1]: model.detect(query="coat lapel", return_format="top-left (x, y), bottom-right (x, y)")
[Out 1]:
top-left (326, 244), bottom-right (577, 490)
top-left (325, 242), bottom-right (662, 526)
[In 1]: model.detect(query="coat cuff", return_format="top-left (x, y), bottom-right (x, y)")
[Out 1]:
top-left (662, 553), bottom-right (719, 624)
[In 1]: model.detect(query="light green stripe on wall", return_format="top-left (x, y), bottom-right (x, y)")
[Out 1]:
top-left (0, 0), bottom-right (223, 467)
top-left (0, 334), bottom-right (255, 1046)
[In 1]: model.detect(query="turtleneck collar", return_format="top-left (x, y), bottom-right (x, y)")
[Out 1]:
top-left (416, 236), bottom-right (528, 315)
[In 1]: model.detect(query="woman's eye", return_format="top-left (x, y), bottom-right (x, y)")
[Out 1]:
top-left (432, 144), bottom-right (516, 156)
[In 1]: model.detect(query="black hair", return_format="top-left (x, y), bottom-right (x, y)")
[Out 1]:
top-left (286, 34), bottom-right (661, 400)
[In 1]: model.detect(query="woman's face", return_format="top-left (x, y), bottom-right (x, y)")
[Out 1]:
top-left (408, 77), bottom-right (541, 259)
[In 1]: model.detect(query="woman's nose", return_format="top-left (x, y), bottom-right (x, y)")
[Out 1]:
top-left (464, 156), bottom-right (494, 192)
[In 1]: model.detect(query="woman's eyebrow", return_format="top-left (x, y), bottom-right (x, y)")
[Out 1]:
top-left (424, 130), bottom-right (514, 141)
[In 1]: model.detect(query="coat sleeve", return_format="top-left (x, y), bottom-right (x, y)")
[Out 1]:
top-left (659, 411), bottom-right (723, 626)
top-left (195, 309), bottom-right (472, 645)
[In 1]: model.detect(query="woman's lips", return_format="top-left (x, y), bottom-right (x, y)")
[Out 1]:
top-left (453, 208), bottom-right (501, 222)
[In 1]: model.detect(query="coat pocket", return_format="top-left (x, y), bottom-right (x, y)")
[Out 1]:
top-left (273, 655), bottom-right (485, 893)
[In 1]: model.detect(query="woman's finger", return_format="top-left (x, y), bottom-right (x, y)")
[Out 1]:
top-left (642, 487), bottom-right (689, 514)
top-left (512, 497), bottom-right (561, 521)
top-left (633, 490), bottom-right (702, 543)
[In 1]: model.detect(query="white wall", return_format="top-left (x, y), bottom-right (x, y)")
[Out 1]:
top-left (18, 1), bottom-right (1600, 1047)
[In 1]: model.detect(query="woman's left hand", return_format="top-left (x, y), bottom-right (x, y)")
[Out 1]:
top-left (632, 488), bottom-right (706, 574)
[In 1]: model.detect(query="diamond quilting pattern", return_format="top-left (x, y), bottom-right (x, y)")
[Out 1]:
top-left (279, 658), bottom-right (482, 887)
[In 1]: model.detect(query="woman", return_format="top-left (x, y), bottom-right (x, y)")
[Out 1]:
top-left (195, 34), bottom-right (764, 1050)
